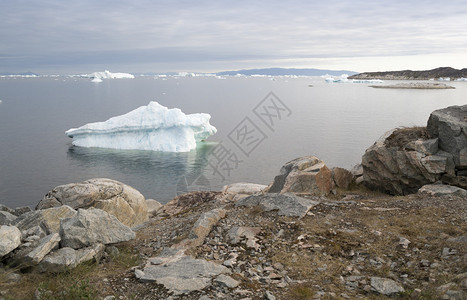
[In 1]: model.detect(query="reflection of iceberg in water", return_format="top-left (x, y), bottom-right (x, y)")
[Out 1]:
top-left (66, 142), bottom-right (216, 203)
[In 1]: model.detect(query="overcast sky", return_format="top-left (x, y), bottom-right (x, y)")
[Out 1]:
top-left (1, 0), bottom-right (467, 74)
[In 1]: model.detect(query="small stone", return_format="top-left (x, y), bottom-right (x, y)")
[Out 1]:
top-left (399, 237), bottom-right (411, 249)
top-left (223, 259), bottom-right (235, 268)
top-left (411, 288), bottom-right (422, 299)
top-left (370, 277), bottom-right (405, 295)
top-left (264, 291), bottom-right (276, 300)
top-left (215, 274), bottom-right (240, 288)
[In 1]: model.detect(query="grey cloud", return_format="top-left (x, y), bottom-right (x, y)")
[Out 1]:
top-left (1, 0), bottom-right (466, 72)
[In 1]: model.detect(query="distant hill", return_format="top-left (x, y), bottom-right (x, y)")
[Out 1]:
top-left (0, 72), bottom-right (39, 76)
top-left (216, 68), bottom-right (357, 76)
top-left (349, 67), bottom-right (467, 80)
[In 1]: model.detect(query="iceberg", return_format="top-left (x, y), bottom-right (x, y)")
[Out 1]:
top-left (82, 70), bottom-right (135, 80)
top-left (66, 101), bottom-right (217, 152)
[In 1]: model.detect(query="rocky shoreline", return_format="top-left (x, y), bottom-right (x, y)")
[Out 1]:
top-left (1, 105), bottom-right (466, 300)
top-left (369, 82), bottom-right (455, 89)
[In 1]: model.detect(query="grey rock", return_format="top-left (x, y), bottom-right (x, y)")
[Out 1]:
top-left (0, 211), bottom-right (17, 225)
top-left (22, 226), bottom-right (46, 239)
top-left (331, 167), bottom-right (355, 189)
top-left (12, 206), bottom-right (32, 216)
top-left (406, 138), bottom-right (439, 155)
top-left (362, 127), bottom-right (458, 195)
top-left (442, 290), bottom-right (465, 300)
top-left (60, 208), bottom-right (135, 249)
top-left (264, 291), bottom-right (276, 300)
top-left (37, 243), bottom-right (104, 273)
top-left (36, 178), bottom-right (148, 227)
top-left (370, 277), bottom-right (405, 295)
top-left (267, 156), bottom-right (334, 195)
top-left (427, 105), bottom-right (467, 167)
top-left (214, 274), bottom-right (240, 288)
top-left (227, 227), bottom-right (261, 250)
top-left (173, 208), bottom-right (226, 249)
top-left (0, 225), bottom-right (22, 257)
top-left (22, 233), bottom-right (60, 266)
top-left (236, 193), bottom-right (319, 217)
top-left (447, 236), bottom-right (467, 243)
top-left (0, 204), bottom-right (14, 213)
top-left (351, 164), bottom-right (363, 177)
top-left (13, 205), bottom-right (77, 235)
top-left (418, 184), bottom-right (467, 197)
top-left (138, 254), bottom-right (230, 294)
top-left (222, 182), bottom-right (267, 194)
top-left (146, 199), bottom-right (162, 216)
top-left (0, 270), bottom-right (21, 283)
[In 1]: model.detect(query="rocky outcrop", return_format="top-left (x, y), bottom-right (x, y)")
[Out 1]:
top-left (36, 178), bottom-right (148, 227)
top-left (362, 105), bottom-right (467, 195)
top-left (236, 193), bottom-right (319, 218)
top-left (137, 249), bottom-right (230, 295)
top-left (267, 156), bottom-right (335, 195)
top-left (0, 225), bottom-right (22, 257)
top-left (0, 200), bottom-right (134, 272)
top-left (427, 105), bottom-right (467, 168)
top-left (349, 67), bottom-right (467, 80)
top-left (60, 208), bottom-right (136, 249)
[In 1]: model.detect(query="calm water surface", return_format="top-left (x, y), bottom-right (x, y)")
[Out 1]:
top-left (0, 76), bottom-right (465, 207)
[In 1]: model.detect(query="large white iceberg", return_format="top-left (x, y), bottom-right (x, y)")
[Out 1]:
top-left (83, 70), bottom-right (135, 79)
top-left (66, 102), bottom-right (217, 152)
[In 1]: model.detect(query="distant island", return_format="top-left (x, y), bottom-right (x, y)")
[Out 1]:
top-left (216, 67), bottom-right (357, 76)
top-left (349, 67), bottom-right (467, 80)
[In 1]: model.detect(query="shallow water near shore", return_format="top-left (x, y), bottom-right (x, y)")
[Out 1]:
top-left (0, 76), bottom-right (465, 207)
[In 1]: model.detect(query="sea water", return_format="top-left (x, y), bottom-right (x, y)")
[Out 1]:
top-left (0, 76), bottom-right (465, 207)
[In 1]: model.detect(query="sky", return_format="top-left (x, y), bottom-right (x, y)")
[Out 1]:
top-left (1, 0), bottom-right (467, 74)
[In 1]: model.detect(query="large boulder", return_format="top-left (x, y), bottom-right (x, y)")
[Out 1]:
top-left (36, 178), bottom-right (148, 227)
top-left (59, 208), bottom-right (135, 249)
top-left (0, 225), bottom-right (22, 257)
top-left (418, 184), bottom-right (467, 197)
top-left (12, 206), bottom-right (77, 235)
top-left (427, 105), bottom-right (467, 167)
top-left (222, 183), bottom-right (267, 194)
top-left (137, 250), bottom-right (230, 295)
top-left (362, 128), bottom-right (456, 195)
top-left (36, 243), bottom-right (104, 273)
top-left (267, 156), bottom-right (334, 195)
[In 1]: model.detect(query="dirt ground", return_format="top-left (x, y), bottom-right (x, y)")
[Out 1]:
top-left (1, 188), bottom-right (466, 299)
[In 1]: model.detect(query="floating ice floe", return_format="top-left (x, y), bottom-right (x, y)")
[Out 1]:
top-left (66, 101), bottom-right (217, 152)
top-left (455, 77), bottom-right (467, 81)
top-left (324, 74), bottom-right (349, 83)
top-left (352, 79), bottom-right (384, 84)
